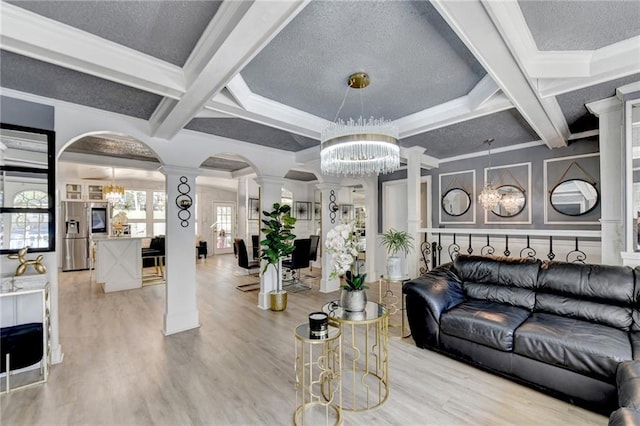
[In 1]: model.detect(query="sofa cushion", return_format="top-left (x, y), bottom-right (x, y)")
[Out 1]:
top-left (453, 254), bottom-right (540, 289)
top-left (630, 332), bottom-right (640, 360)
top-left (617, 361), bottom-right (640, 410)
top-left (537, 262), bottom-right (635, 304)
top-left (440, 300), bottom-right (531, 351)
top-left (465, 282), bottom-right (536, 310)
top-left (536, 293), bottom-right (633, 331)
top-left (514, 313), bottom-right (631, 382)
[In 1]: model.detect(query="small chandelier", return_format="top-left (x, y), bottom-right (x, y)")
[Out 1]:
top-left (500, 192), bottom-right (521, 214)
top-left (321, 72), bottom-right (400, 176)
top-left (104, 167), bottom-right (124, 204)
top-left (478, 138), bottom-right (501, 210)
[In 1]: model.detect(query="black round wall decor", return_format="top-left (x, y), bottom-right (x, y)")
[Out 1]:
top-left (176, 176), bottom-right (192, 227)
top-left (328, 190), bottom-right (338, 224)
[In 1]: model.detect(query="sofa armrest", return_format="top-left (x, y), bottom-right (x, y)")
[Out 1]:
top-left (617, 361), bottom-right (640, 410)
top-left (403, 266), bottom-right (464, 348)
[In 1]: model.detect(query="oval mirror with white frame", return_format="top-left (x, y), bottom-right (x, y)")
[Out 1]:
top-left (442, 188), bottom-right (471, 217)
top-left (491, 185), bottom-right (526, 217)
top-left (550, 179), bottom-right (599, 216)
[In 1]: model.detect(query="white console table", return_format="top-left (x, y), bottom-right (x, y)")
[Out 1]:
top-left (95, 237), bottom-right (142, 292)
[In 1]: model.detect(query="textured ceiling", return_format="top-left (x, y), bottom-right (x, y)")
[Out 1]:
top-left (241, 1), bottom-right (485, 121)
top-left (401, 109), bottom-right (539, 159)
top-left (284, 170), bottom-right (318, 182)
top-left (8, 0), bottom-right (221, 67)
top-left (185, 118), bottom-right (317, 152)
top-left (519, 0), bottom-right (640, 51)
top-left (64, 135), bottom-right (160, 163)
top-left (0, 50), bottom-right (162, 120)
top-left (0, 0), bottom-right (638, 172)
top-left (558, 73), bottom-right (640, 133)
top-left (200, 156), bottom-right (250, 172)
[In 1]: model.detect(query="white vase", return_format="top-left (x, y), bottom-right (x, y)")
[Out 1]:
top-left (387, 255), bottom-right (402, 280)
top-left (340, 289), bottom-right (367, 312)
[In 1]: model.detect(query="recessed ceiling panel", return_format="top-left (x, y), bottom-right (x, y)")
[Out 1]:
top-left (519, 0), bottom-right (640, 51)
top-left (8, 1), bottom-right (222, 66)
top-left (557, 73), bottom-right (640, 133)
top-left (65, 135), bottom-right (160, 163)
top-left (284, 170), bottom-right (318, 182)
top-left (185, 118), bottom-right (317, 152)
top-left (200, 156), bottom-right (250, 172)
top-left (401, 109), bottom-right (539, 159)
top-left (0, 50), bottom-right (162, 120)
top-left (242, 1), bottom-right (485, 121)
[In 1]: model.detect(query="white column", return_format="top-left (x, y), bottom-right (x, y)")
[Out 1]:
top-left (317, 182), bottom-right (342, 293)
top-left (160, 166), bottom-right (200, 335)
top-left (363, 176), bottom-right (379, 281)
top-left (405, 147), bottom-right (425, 278)
top-left (254, 175), bottom-right (286, 309)
top-left (237, 177), bottom-right (248, 243)
top-left (588, 98), bottom-right (624, 265)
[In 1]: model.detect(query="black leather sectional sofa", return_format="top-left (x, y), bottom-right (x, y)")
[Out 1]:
top-left (403, 255), bottom-right (640, 422)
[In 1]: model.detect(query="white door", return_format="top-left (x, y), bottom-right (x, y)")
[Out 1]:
top-left (213, 202), bottom-right (235, 255)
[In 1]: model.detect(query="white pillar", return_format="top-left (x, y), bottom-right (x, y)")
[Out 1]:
top-left (161, 166), bottom-right (199, 335)
top-left (254, 175), bottom-right (286, 309)
top-left (317, 182), bottom-right (342, 293)
top-left (405, 147), bottom-right (425, 278)
top-left (363, 176), bottom-right (379, 281)
top-left (237, 176), bottom-right (248, 243)
top-left (588, 98), bottom-right (624, 265)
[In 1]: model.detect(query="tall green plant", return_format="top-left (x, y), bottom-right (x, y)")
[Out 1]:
top-left (379, 228), bottom-right (414, 256)
top-left (260, 202), bottom-right (297, 292)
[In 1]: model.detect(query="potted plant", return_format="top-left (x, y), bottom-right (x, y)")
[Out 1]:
top-left (379, 228), bottom-right (414, 280)
top-left (260, 202), bottom-right (297, 311)
top-left (325, 221), bottom-right (368, 312)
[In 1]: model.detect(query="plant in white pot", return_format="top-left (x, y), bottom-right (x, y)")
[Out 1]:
top-left (260, 202), bottom-right (296, 311)
top-left (379, 228), bottom-right (414, 280)
top-left (325, 221), bottom-right (368, 312)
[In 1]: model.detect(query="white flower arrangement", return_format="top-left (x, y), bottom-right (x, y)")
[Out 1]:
top-left (324, 221), bottom-right (359, 279)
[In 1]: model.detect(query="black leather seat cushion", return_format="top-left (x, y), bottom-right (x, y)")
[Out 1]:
top-left (514, 313), bottom-right (632, 381)
top-left (440, 300), bottom-right (531, 351)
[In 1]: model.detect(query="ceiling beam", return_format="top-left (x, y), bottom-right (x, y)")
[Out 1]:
top-left (432, 0), bottom-right (567, 148)
top-left (149, 0), bottom-right (310, 140)
top-left (0, 2), bottom-right (185, 99)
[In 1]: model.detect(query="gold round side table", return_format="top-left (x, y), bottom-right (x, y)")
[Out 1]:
top-left (322, 301), bottom-right (389, 412)
top-left (294, 323), bottom-right (342, 425)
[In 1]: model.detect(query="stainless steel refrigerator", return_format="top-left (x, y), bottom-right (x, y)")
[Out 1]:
top-left (61, 201), bottom-right (109, 271)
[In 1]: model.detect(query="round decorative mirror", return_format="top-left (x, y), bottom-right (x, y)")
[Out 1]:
top-left (491, 185), bottom-right (526, 217)
top-left (442, 188), bottom-right (471, 217)
top-left (550, 179), bottom-right (599, 216)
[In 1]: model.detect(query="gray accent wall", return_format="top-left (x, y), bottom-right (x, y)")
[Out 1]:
top-left (378, 138), bottom-right (600, 232)
top-left (1, 95), bottom-right (54, 130)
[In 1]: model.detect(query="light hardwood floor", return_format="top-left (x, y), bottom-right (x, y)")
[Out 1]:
top-left (1, 255), bottom-right (606, 425)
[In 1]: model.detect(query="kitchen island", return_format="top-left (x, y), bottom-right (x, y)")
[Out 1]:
top-left (94, 237), bottom-right (142, 293)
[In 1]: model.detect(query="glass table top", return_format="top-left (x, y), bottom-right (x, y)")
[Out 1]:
top-left (321, 300), bottom-right (387, 323)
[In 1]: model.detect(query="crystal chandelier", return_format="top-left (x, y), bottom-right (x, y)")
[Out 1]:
top-left (478, 138), bottom-right (501, 210)
top-left (104, 167), bottom-right (124, 204)
top-left (321, 72), bottom-right (400, 176)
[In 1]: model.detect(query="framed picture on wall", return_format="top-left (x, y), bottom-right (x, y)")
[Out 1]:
top-left (439, 170), bottom-right (476, 225)
top-left (249, 198), bottom-right (260, 220)
top-left (293, 201), bottom-right (311, 220)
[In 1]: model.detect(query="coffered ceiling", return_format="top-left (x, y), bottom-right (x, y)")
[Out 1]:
top-left (1, 0), bottom-right (639, 173)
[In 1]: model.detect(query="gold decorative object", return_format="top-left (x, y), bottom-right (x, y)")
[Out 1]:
top-left (7, 247), bottom-right (46, 276)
